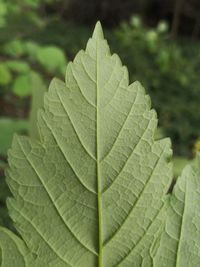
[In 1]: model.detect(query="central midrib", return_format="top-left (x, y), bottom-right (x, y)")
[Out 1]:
top-left (96, 37), bottom-right (102, 267)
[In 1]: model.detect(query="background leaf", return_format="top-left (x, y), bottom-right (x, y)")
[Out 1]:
top-left (36, 46), bottom-right (67, 73)
top-left (12, 74), bottom-right (31, 97)
top-left (154, 154), bottom-right (200, 266)
top-left (12, 71), bottom-right (43, 97)
top-left (6, 60), bottom-right (30, 74)
top-left (0, 118), bottom-right (29, 155)
top-left (0, 64), bottom-right (12, 86)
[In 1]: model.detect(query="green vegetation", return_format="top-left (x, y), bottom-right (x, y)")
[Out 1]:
top-left (1, 23), bottom-right (200, 266)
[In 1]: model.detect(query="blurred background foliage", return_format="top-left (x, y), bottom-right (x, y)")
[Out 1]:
top-left (0, 0), bottom-right (200, 228)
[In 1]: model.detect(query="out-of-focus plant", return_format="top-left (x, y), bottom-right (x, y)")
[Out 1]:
top-left (110, 15), bottom-right (200, 156)
top-left (193, 138), bottom-right (200, 155)
top-left (0, 118), bottom-right (29, 155)
top-left (0, 0), bottom-right (67, 99)
top-left (0, 40), bottom-right (67, 98)
top-left (172, 156), bottom-right (190, 178)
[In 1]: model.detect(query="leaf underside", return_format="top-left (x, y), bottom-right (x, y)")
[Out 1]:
top-left (154, 155), bottom-right (200, 267)
top-left (0, 22), bottom-right (200, 267)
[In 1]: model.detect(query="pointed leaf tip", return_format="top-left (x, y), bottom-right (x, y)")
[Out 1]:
top-left (92, 21), bottom-right (104, 39)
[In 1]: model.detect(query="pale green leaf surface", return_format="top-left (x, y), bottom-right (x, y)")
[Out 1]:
top-left (0, 22), bottom-right (173, 266)
top-left (154, 154), bottom-right (200, 266)
top-left (0, 227), bottom-right (27, 267)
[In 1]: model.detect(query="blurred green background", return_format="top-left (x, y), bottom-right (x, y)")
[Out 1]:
top-left (0, 0), bottom-right (200, 228)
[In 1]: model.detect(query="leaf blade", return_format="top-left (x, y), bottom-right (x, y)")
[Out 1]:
top-left (154, 155), bottom-right (200, 267)
top-left (1, 22), bottom-right (174, 267)
top-left (0, 227), bottom-right (27, 267)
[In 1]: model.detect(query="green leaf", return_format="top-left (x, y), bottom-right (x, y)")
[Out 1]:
top-left (24, 41), bottom-right (40, 57)
top-left (6, 60), bottom-right (30, 73)
top-left (0, 118), bottom-right (29, 155)
top-left (12, 74), bottom-right (31, 97)
top-left (0, 2), bottom-right (7, 17)
top-left (154, 154), bottom-right (200, 266)
top-left (0, 64), bottom-right (12, 85)
top-left (36, 46), bottom-right (67, 73)
top-left (3, 40), bottom-right (25, 57)
top-left (12, 71), bottom-right (43, 97)
top-left (0, 227), bottom-right (28, 266)
top-left (0, 22), bottom-right (189, 266)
